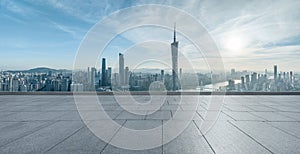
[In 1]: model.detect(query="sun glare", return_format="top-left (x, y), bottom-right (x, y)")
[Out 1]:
top-left (224, 34), bottom-right (246, 53)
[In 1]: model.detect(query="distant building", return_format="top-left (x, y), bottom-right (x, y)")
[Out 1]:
top-left (12, 77), bottom-right (19, 92)
top-left (290, 71), bottom-right (293, 83)
top-left (71, 83), bottom-right (83, 92)
top-left (245, 74), bottom-right (250, 90)
top-left (101, 58), bottom-right (107, 86)
top-left (274, 65), bottom-right (277, 82)
top-left (228, 80), bottom-right (235, 90)
top-left (125, 66), bottom-right (129, 85)
top-left (161, 70), bottom-right (164, 82)
top-left (119, 53), bottom-right (124, 86)
top-left (241, 76), bottom-right (245, 90)
top-left (251, 72), bottom-right (257, 90)
top-left (179, 68), bottom-right (182, 79)
top-left (107, 67), bottom-right (112, 86)
top-left (60, 78), bottom-right (68, 91)
top-left (231, 68), bottom-right (236, 77)
top-left (20, 84), bottom-right (27, 92)
top-left (90, 67), bottom-right (96, 87)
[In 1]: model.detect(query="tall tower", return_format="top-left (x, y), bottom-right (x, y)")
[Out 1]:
top-left (171, 23), bottom-right (179, 91)
top-left (101, 58), bottom-right (107, 86)
top-left (119, 53), bottom-right (124, 86)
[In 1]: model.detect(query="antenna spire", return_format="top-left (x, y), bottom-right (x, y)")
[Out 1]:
top-left (173, 22), bottom-right (176, 42)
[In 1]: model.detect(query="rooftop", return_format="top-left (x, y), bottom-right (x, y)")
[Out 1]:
top-left (0, 95), bottom-right (300, 153)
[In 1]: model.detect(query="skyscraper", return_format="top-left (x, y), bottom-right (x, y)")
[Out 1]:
top-left (171, 23), bottom-right (179, 91)
top-left (125, 66), bottom-right (129, 85)
top-left (245, 74), bottom-right (250, 90)
top-left (251, 72), bottom-right (257, 90)
top-left (290, 71), bottom-right (293, 83)
top-left (60, 78), bottom-right (68, 91)
top-left (241, 76), bottom-right (245, 89)
top-left (274, 65), bottom-right (277, 82)
top-left (179, 68), bottom-right (182, 80)
top-left (161, 70), bottom-right (164, 82)
top-left (107, 67), bottom-right (112, 86)
top-left (231, 68), bottom-right (236, 77)
top-left (87, 67), bottom-right (90, 84)
top-left (119, 53), bottom-right (124, 86)
top-left (101, 58), bottom-right (107, 86)
top-left (90, 67), bottom-right (96, 88)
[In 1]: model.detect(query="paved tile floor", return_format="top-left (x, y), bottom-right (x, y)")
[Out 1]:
top-left (0, 95), bottom-right (299, 153)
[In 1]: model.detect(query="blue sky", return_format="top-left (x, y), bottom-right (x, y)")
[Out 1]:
top-left (1, 0), bottom-right (300, 72)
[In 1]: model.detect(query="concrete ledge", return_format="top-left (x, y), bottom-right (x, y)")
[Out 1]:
top-left (0, 91), bottom-right (300, 95)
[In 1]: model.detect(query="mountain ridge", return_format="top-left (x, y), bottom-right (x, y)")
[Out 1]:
top-left (6, 67), bottom-right (71, 73)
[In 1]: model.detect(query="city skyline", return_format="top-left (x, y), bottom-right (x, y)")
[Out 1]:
top-left (0, 26), bottom-right (298, 93)
top-left (1, 1), bottom-right (300, 71)
top-left (0, 22), bottom-right (298, 92)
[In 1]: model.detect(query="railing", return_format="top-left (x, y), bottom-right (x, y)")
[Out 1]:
top-left (1, 91), bottom-right (300, 95)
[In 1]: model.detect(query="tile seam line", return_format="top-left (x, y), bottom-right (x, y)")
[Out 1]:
top-left (192, 120), bottom-right (216, 154)
top-left (265, 122), bottom-right (300, 140)
top-left (221, 111), bottom-right (237, 121)
top-left (100, 120), bottom-right (127, 154)
top-left (42, 122), bottom-right (88, 153)
top-left (162, 120), bottom-right (164, 154)
top-left (0, 110), bottom-right (72, 148)
top-left (227, 121), bottom-right (274, 154)
top-left (0, 120), bottom-right (57, 148)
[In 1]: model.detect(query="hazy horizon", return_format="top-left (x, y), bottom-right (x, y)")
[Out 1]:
top-left (1, 65), bottom-right (297, 75)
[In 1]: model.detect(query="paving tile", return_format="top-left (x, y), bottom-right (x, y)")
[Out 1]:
top-left (223, 111), bottom-right (265, 121)
top-left (160, 104), bottom-right (181, 111)
top-left (0, 111), bottom-right (67, 122)
top-left (231, 121), bottom-right (300, 153)
top-left (0, 95), bottom-right (300, 153)
top-left (46, 121), bottom-right (125, 154)
top-left (224, 105), bottom-right (253, 112)
top-left (246, 105), bottom-right (278, 112)
top-left (278, 112), bottom-right (300, 121)
top-left (197, 111), bottom-right (234, 121)
top-left (171, 110), bottom-right (203, 120)
top-left (269, 106), bottom-right (300, 112)
top-left (146, 111), bottom-right (171, 120)
top-left (0, 121), bottom-right (84, 153)
top-left (0, 121), bottom-right (51, 147)
top-left (268, 122), bottom-right (300, 139)
top-left (194, 120), bottom-right (271, 154)
top-left (249, 112), bottom-right (296, 121)
top-left (116, 110), bottom-right (146, 120)
top-left (102, 120), bottom-right (162, 153)
top-left (163, 121), bottom-right (213, 154)
top-left (102, 145), bottom-right (162, 154)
